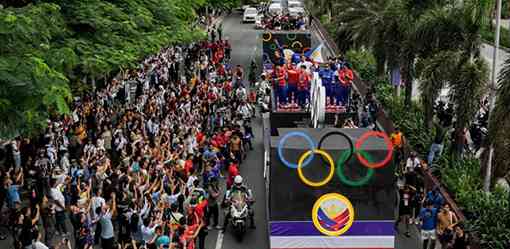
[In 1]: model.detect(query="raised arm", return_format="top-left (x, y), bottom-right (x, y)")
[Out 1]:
top-left (32, 204), bottom-right (40, 225)
top-left (110, 192), bottom-right (117, 216)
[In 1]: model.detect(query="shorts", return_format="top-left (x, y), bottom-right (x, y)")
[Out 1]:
top-left (421, 229), bottom-right (437, 240)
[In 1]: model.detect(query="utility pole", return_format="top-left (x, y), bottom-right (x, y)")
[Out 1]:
top-left (483, 0), bottom-right (502, 192)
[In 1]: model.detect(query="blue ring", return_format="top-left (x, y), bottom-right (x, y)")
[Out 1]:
top-left (278, 131), bottom-right (316, 169)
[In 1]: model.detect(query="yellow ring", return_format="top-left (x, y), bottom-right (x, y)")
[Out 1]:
top-left (297, 149), bottom-right (335, 187)
top-left (312, 193), bottom-right (355, 236)
top-left (292, 41), bottom-right (303, 49)
top-left (262, 33), bottom-right (272, 42)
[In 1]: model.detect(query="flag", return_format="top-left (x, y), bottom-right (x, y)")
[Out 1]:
top-left (305, 43), bottom-right (325, 63)
top-left (283, 49), bottom-right (295, 63)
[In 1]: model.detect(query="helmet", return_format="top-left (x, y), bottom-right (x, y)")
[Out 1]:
top-left (234, 175), bottom-right (243, 185)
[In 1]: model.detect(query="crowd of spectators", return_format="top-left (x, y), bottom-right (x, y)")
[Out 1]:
top-left (393, 130), bottom-right (471, 249)
top-left (0, 24), bottom-right (256, 249)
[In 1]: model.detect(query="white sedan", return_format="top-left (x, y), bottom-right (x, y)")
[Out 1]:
top-left (243, 7), bottom-right (258, 23)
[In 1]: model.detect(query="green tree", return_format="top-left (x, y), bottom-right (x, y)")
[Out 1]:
top-left (0, 56), bottom-right (72, 138)
top-left (488, 58), bottom-right (510, 181)
top-left (0, 0), bottom-right (230, 138)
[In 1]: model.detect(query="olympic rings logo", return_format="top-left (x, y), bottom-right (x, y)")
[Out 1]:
top-left (277, 130), bottom-right (394, 187)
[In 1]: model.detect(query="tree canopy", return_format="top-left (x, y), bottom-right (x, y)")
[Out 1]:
top-left (0, 0), bottom-right (232, 138)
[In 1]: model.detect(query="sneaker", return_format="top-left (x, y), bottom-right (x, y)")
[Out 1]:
top-left (207, 226), bottom-right (212, 230)
top-left (215, 225), bottom-right (222, 230)
top-left (405, 232), bottom-right (411, 237)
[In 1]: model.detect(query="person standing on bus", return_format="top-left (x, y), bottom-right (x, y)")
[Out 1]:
top-left (297, 65), bottom-right (310, 108)
top-left (286, 63), bottom-right (299, 104)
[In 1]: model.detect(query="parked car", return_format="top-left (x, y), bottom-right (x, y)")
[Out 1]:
top-left (287, 1), bottom-right (305, 16)
top-left (268, 3), bottom-right (283, 15)
top-left (243, 7), bottom-right (258, 23)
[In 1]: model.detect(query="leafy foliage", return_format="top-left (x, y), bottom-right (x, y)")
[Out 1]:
top-left (488, 57), bottom-right (510, 178)
top-left (345, 49), bottom-right (376, 82)
top-left (0, 55), bottom-right (72, 138)
top-left (440, 156), bottom-right (510, 249)
top-left (0, 0), bottom-right (231, 138)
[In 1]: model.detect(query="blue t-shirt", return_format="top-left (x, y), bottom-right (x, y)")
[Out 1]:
top-left (151, 191), bottom-right (161, 204)
top-left (131, 161), bottom-right (140, 173)
top-left (419, 207), bottom-right (438, 230)
top-left (156, 235), bottom-right (170, 248)
top-left (319, 69), bottom-right (333, 87)
top-left (7, 185), bottom-right (20, 208)
top-left (426, 191), bottom-right (444, 208)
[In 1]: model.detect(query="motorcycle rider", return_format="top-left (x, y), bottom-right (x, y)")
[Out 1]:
top-left (222, 175), bottom-right (255, 232)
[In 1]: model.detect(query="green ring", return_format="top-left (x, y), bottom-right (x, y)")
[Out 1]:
top-left (336, 149), bottom-right (375, 187)
top-left (287, 33), bottom-right (297, 41)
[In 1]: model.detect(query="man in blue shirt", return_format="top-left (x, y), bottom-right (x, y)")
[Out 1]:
top-left (5, 178), bottom-right (21, 210)
top-left (319, 67), bottom-right (334, 100)
top-left (419, 202), bottom-right (438, 249)
top-left (426, 188), bottom-right (444, 209)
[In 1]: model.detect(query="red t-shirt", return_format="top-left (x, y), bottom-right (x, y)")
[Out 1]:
top-left (287, 68), bottom-right (299, 86)
top-left (194, 199), bottom-right (208, 219)
top-left (196, 132), bottom-right (205, 144)
top-left (180, 224), bottom-right (199, 249)
top-left (184, 160), bottom-right (194, 176)
top-left (298, 71), bottom-right (311, 90)
top-left (277, 68), bottom-right (287, 86)
top-left (227, 164), bottom-right (239, 188)
top-left (339, 68), bottom-right (354, 86)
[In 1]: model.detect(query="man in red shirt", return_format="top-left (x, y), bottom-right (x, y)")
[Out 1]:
top-left (274, 65), bottom-right (287, 104)
top-left (297, 65), bottom-right (310, 108)
top-left (286, 63), bottom-right (299, 104)
top-left (226, 160), bottom-right (239, 189)
top-left (336, 65), bottom-right (354, 106)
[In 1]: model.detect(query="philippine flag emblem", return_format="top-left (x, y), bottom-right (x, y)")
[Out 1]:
top-left (312, 193), bottom-right (355, 236)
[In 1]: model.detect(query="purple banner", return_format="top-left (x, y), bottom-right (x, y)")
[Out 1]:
top-left (270, 220), bottom-right (395, 236)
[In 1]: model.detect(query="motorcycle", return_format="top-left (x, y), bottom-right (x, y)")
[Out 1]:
top-left (228, 190), bottom-right (249, 240)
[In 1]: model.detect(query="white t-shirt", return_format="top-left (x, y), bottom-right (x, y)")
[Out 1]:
top-left (50, 187), bottom-right (66, 212)
top-left (33, 241), bottom-right (49, 249)
top-left (91, 196), bottom-right (106, 219)
top-left (406, 157), bottom-right (421, 172)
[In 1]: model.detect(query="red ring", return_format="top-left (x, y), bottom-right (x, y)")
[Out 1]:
top-left (355, 131), bottom-right (394, 169)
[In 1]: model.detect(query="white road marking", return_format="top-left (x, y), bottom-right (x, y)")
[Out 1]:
top-left (215, 230), bottom-right (225, 249)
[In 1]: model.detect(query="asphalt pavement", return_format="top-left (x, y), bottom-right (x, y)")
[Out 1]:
top-left (203, 12), bottom-right (269, 249)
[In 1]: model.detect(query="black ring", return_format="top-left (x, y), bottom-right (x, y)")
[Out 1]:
top-left (317, 131), bottom-right (355, 166)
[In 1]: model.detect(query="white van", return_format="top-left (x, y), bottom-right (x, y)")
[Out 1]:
top-left (268, 3), bottom-right (283, 15)
top-left (288, 0), bottom-right (305, 16)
